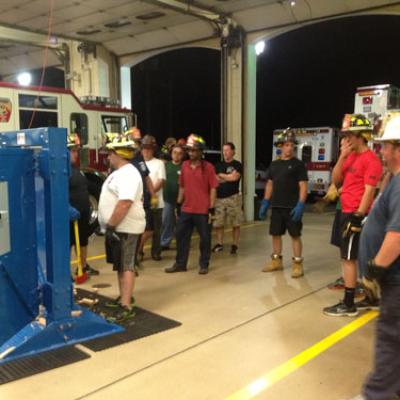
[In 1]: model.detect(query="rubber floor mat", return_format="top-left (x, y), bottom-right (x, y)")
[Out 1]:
top-left (76, 289), bottom-right (181, 352)
top-left (0, 346), bottom-right (90, 385)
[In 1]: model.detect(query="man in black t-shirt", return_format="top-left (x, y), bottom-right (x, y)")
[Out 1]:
top-left (213, 142), bottom-right (243, 255)
top-left (68, 133), bottom-right (99, 276)
top-left (259, 130), bottom-right (308, 278)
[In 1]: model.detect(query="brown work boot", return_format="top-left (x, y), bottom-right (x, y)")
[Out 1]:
top-left (291, 257), bottom-right (304, 278)
top-left (262, 254), bottom-right (283, 272)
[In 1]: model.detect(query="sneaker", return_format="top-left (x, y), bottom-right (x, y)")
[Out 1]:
top-left (84, 264), bottom-right (99, 276)
top-left (161, 245), bottom-right (170, 251)
top-left (105, 296), bottom-right (135, 309)
top-left (152, 254), bottom-right (162, 261)
top-left (107, 305), bottom-right (135, 323)
top-left (323, 301), bottom-right (359, 317)
top-left (355, 297), bottom-right (380, 311)
top-left (199, 267), bottom-right (209, 275)
top-left (165, 264), bottom-right (187, 273)
top-left (212, 244), bottom-right (223, 253)
top-left (327, 277), bottom-right (345, 290)
top-left (230, 245), bottom-right (238, 255)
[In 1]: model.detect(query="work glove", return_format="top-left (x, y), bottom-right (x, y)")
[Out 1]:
top-left (69, 205), bottom-right (80, 221)
top-left (342, 212), bottom-right (364, 239)
top-left (258, 199), bottom-right (270, 220)
top-left (290, 201), bottom-right (305, 222)
top-left (208, 208), bottom-right (215, 224)
top-left (362, 259), bottom-right (386, 300)
top-left (150, 195), bottom-right (159, 209)
top-left (105, 224), bottom-right (120, 243)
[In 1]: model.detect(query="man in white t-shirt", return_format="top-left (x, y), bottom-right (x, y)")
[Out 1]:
top-left (98, 132), bottom-right (145, 323)
top-left (138, 135), bottom-right (166, 261)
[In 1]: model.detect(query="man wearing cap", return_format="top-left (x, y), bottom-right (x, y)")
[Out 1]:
top-left (165, 134), bottom-right (218, 275)
top-left (355, 115), bottom-right (400, 400)
top-left (259, 129), bottom-right (308, 278)
top-left (323, 114), bottom-right (382, 317)
top-left (98, 132), bottom-right (145, 322)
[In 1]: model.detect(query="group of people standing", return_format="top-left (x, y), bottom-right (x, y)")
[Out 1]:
top-left (68, 130), bottom-right (245, 322)
top-left (68, 112), bottom-right (400, 399)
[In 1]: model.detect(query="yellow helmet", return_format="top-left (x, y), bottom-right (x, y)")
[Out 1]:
top-left (341, 114), bottom-right (373, 141)
top-left (67, 132), bottom-right (81, 148)
top-left (104, 131), bottom-right (139, 160)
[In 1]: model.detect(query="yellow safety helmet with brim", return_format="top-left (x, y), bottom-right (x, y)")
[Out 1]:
top-left (104, 131), bottom-right (139, 160)
top-left (341, 114), bottom-right (373, 142)
top-left (67, 132), bottom-right (81, 148)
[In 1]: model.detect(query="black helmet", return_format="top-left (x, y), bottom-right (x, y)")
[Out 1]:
top-left (274, 128), bottom-right (298, 147)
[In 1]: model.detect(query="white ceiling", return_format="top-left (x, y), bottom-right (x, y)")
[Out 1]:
top-left (0, 0), bottom-right (399, 75)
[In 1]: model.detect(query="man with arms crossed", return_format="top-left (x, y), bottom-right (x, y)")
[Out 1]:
top-left (213, 142), bottom-right (243, 255)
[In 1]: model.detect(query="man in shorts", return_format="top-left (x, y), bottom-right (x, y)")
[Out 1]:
top-left (98, 132), bottom-right (145, 322)
top-left (258, 129), bottom-right (308, 278)
top-left (213, 142), bottom-right (243, 255)
top-left (323, 114), bottom-right (382, 317)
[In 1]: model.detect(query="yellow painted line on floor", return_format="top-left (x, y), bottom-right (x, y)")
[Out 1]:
top-left (225, 310), bottom-right (378, 400)
top-left (71, 221), bottom-right (264, 265)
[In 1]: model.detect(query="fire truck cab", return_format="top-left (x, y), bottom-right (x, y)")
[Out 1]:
top-left (272, 127), bottom-right (339, 196)
top-left (0, 82), bottom-right (135, 233)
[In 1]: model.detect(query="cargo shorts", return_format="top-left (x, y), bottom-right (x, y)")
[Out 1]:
top-left (105, 233), bottom-right (139, 273)
top-left (214, 193), bottom-right (244, 228)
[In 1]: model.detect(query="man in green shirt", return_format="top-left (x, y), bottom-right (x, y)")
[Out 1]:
top-left (161, 145), bottom-right (185, 250)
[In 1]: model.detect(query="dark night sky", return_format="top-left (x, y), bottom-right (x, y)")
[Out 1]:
top-left (132, 14), bottom-right (400, 167)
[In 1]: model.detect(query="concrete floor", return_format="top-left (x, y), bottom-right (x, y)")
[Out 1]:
top-left (0, 212), bottom-right (376, 400)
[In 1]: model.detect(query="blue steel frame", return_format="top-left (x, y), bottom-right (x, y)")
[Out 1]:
top-left (0, 128), bottom-right (122, 363)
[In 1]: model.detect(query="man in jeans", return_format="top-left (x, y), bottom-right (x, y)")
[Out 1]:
top-left (323, 114), bottom-right (382, 317)
top-left (355, 115), bottom-right (400, 400)
top-left (165, 134), bottom-right (218, 275)
top-left (98, 132), bottom-right (145, 322)
top-left (213, 142), bottom-right (243, 255)
top-left (161, 145), bottom-right (185, 250)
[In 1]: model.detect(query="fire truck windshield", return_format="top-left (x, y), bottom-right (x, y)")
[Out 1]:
top-left (101, 115), bottom-right (128, 134)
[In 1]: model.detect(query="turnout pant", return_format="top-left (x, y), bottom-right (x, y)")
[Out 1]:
top-left (363, 282), bottom-right (400, 400)
top-left (175, 212), bottom-right (211, 269)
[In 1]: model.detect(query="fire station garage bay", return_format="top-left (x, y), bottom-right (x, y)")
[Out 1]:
top-left (0, 1), bottom-right (399, 400)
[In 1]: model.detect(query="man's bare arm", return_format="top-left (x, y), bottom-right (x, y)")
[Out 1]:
top-left (107, 200), bottom-right (133, 227)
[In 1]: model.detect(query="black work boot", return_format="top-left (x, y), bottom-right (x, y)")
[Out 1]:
top-left (165, 263), bottom-right (187, 273)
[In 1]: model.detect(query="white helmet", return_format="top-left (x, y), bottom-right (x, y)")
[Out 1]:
top-left (375, 115), bottom-right (400, 143)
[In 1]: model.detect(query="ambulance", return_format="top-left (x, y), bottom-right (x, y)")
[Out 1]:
top-left (272, 127), bottom-right (339, 196)
top-left (0, 81), bottom-right (135, 232)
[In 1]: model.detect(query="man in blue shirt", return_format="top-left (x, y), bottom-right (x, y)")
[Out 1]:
top-left (357, 115), bottom-right (400, 400)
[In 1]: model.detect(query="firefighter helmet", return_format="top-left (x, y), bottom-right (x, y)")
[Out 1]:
top-left (274, 128), bottom-right (298, 147)
top-left (341, 114), bottom-right (373, 141)
top-left (67, 133), bottom-right (81, 148)
top-left (104, 131), bottom-right (139, 159)
top-left (186, 133), bottom-right (206, 150)
top-left (375, 114), bottom-right (400, 143)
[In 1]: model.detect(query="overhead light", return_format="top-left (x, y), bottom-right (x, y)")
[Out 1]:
top-left (289, 0), bottom-right (296, 6)
top-left (136, 11), bottom-right (165, 21)
top-left (255, 40), bottom-right (266, 56)
top-left (17, 72), bottom-right (32, 86)
top-left (104, 18), bottom-right (131, 29)
top-left (76, 28), bottom-right (102, 35)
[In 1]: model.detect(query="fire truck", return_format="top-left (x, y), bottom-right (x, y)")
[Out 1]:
top-left (0, 81), bottom-right (135, 232)
top-left (272, 127), bottom-right (339, 196)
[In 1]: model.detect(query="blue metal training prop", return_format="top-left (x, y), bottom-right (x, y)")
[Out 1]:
top-left (0, 128), bottom-right (122, 363)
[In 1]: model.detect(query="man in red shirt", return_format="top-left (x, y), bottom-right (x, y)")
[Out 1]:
top-left (165, 134), bottom-right (218, 275)
top-left (323, 114), bottom-right (382, 317)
